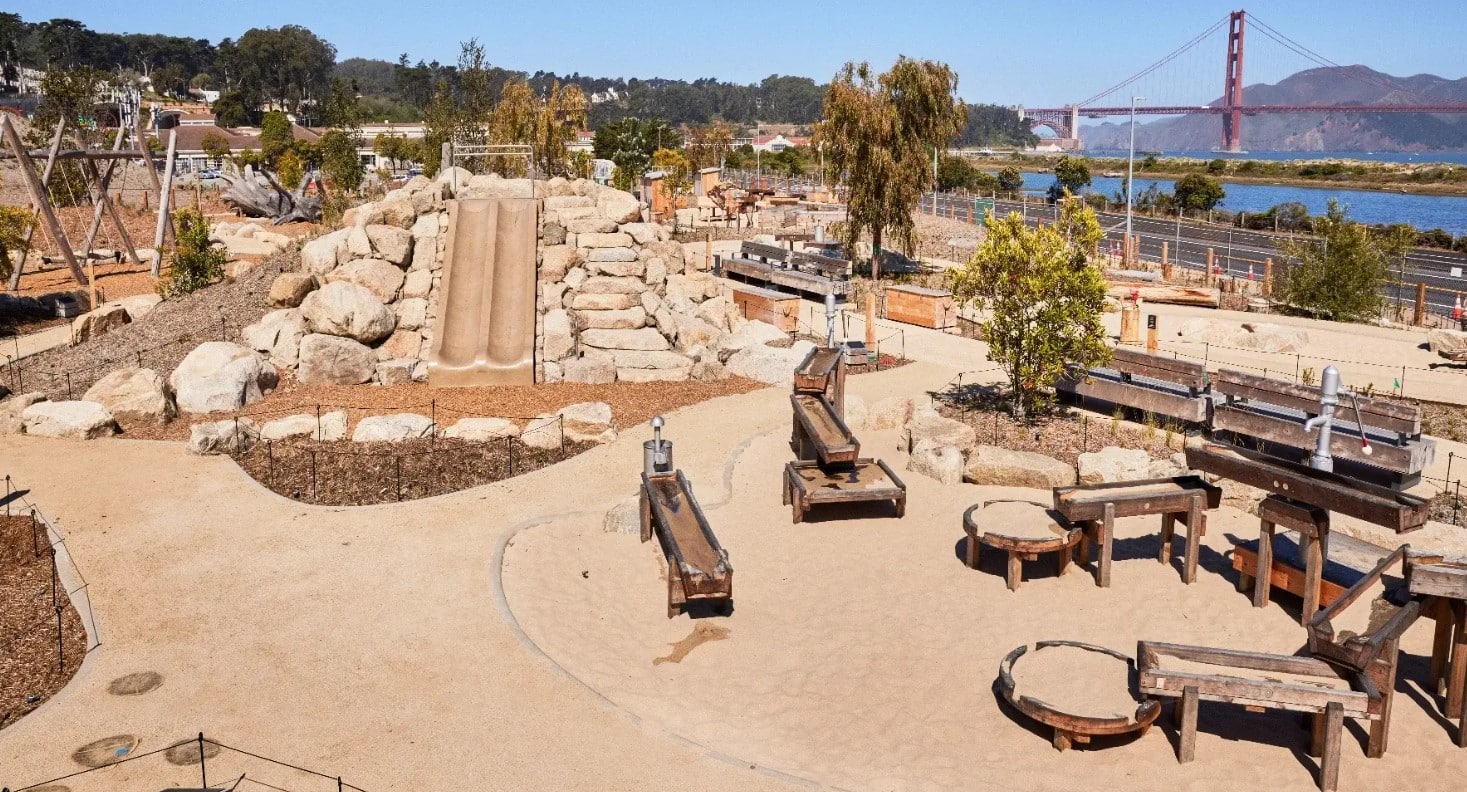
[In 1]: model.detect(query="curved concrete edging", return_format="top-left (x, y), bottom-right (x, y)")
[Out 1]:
top-left (487, 425), bottom-right (843, 791)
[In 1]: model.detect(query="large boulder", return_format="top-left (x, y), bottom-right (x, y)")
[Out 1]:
top-left (612, 350), bottom-right (694, 382)
top-left (557, 402), bottom-right (616, 444)
top-left (543, 309), bottom-right (575, 360)
top-left (118, 293), bottom-right (162, 320)
top-left (901, 407), bottom-right (977, 455)
top-left (82, 367), bottom-right (175, 423)
top-left (351, 413), bottom-right (435, 442)
top-left (0, 393), bottom-right (47, 435)
top-left (844, 394), bottom-right (869, 431)
top-left (718, 320), bottom-right (787, 356)
top-left (1175, 319), bottom-right (1308, 354)
top-left (964, 446), bottom-right (1076, 488)
top-left (365, 224), bottom-right (413, 266)
top-left (260, 413), bottom-right (320, 441)
top-left (562, 350), bottom-right (617, 384)
top-left (1077, 446), bottom-right (1153, 484)
top-left (170, 342), bottom-right (277, 413)
top-left (673, 315), bottom-right (722, 354)
top-left (299, 281), bottom-right (396, 344)
top-left (376, 329), bottom-right (423, 361)
top-left (519, 415), bottom-right (563, 450)
top-left (187, 417), bottom-right (258, 455)
top-left (906, 438), bottom-right (965, 486)
top-left (299, 229), bottom-right (348, 276)
top-left (1428, 328), bottom-right (1467, 359)
top-left (326, 259), bottom-right (406, 302)
top-left (268, 272), bottom-right (318, 307)
top-left (21, 400), bottom-right (117, 439)
top-left (598, 191), bottom-right (643, 224)
top-left (296, 334), bottom-right (376, 385)
top-left (867, 397), bottom-right (914, 431)
top-left (575, 307), bottom-right (647, 330)
top-left (579, 327), bottom-right (671, 351)
top-left (442, 417), bottom-right (520, 441)
top-left (70, 303), bottom-right (130, 345)
top-left (725, 340), bottom-right (816, 385)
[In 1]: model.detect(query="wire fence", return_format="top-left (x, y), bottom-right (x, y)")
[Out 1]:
top-left (4, 733), bottom-right (368, 792)
top-left (1, 316), bottom-right (239, 401)
top-left (216, 401), bottom-right (576, 506)
top-left (0, 476), bottom-right (101, 730)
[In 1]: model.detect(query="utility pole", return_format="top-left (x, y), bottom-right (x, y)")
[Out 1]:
top-left (1125, 95), bottom-right (1144, 265)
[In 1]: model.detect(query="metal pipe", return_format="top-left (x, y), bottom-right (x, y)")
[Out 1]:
top-left (1303, 365), bottom-right (1340, 472)
top-left (825, 293), bottom-right (837, 347)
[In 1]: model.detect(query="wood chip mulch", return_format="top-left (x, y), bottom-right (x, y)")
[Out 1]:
top-left (0, 514), bottom-right (88, 732)
top-left (934, 385), bottom-right (1187, 467)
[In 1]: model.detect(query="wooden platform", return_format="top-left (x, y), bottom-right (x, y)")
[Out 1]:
top-left (883, 284), bottom-right (956, 330)
top-left (782, 458), bottom-right (906, 524)
top-left (640, 471), bottom-right (733, 618)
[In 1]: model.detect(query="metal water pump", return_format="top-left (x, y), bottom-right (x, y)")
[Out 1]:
top-left (824, 293), bottom-right (838, 348)
top-left (1302, 366), bottom-right (1373, 473)
top-left (644, 416), bottom-right (674, 477)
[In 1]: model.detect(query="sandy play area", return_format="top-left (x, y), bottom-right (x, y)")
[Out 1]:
top-left (2, 352), bottom-right (1466, 791)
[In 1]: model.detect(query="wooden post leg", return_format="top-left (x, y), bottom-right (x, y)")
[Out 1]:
top-left (1178, 685), bottom-right (1198, 763)
top-left (1309, 712), bottom-right (1325, 758)
top-left (1301, 531), bottom-right (1324, 626)
top-left (1057, 542), bottom-right (1071, 577)
top-left (639, 485), bottom-right (652, 543)
top-left (1052, 729), bottom-right (1071, 751)
top-left (1319, 702), bottom-right (1343, 792)
top-left (1367, 638), bottom-right (1399, 758)
top-left (1098, 503), bottom-right (1115, 588)
top-left (1078, 526), bottom-right (1093, 570)
top-left (1448, 601), bottom-right (1467, 720)
top-left (966, 535), bottom-right (979, 569)
top-left (1430, 598), bottom-right (1453, 696)
top-left (1006, 550), bottom-right (1022, 592)
top-left (1158, 513), bottom-right (1174, 565)
top-left (1254, 522), bottom-right (1274, 608)
top-left (1183, 503), bottom-right (1204, 584)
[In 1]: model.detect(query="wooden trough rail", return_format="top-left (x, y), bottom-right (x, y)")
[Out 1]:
top-left (1307, 545), bottom-right (1421, 758)
top-left (1212, 368), bottom-right (1433, 488)
top-left (1056, 347), bottom-right (1210, 424)
top-left (640, 470), bottom-right (733, 618)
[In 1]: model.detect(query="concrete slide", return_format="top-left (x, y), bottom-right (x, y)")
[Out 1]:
top-left (428, 198), bottom-right (539, 386)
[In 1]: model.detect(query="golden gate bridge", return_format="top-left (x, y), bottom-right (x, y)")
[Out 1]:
top-left (1019, 10), bottom-right (1467, 152)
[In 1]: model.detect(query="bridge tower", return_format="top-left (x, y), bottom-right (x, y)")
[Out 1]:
top-left (1221, 9), bottom-right (1247, 152)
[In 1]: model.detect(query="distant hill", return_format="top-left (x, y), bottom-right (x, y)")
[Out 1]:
top-left (1080, 66), bottom-right (1467, 152)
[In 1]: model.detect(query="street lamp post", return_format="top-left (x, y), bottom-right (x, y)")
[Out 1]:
top-left (1126, 96), bottom-right (1145, 265)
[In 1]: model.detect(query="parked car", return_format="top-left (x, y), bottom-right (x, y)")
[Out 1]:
top-left (197, 168), bottom-right (222, 180)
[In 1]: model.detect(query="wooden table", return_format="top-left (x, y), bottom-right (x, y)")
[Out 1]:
top-left (1408, 559), bottom-right (1467, 747)
top-left (782, 458), bottom-right (906, 524)
top-left (1052, 476), bottom-right (1221, 588)
top-left (998, 641), bottom-right (1160, 751)
top-left (1138, 641), bottom-right (1380, 792)
top-left (1249, 495), bottom-right (1332, 625)
top-left (963, 500), bottom-right (1081, 591)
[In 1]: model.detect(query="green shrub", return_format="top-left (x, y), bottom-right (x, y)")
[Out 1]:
top-left (157, 209), bottom-right (226, 298)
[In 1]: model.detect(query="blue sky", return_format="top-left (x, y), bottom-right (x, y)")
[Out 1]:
top-left (13, 1), bottom-right (1467, 106)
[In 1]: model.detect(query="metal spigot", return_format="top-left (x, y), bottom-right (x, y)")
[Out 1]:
top-left (1303, 366), bottom-right (1340, 472)
top-left (652, 415), bottom-right (665, 446)
top-left (824, 293), bottom-right (837, 348)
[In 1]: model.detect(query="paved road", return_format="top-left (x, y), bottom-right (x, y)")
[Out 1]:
top-left (724, 171), bottom-right (1467, 317)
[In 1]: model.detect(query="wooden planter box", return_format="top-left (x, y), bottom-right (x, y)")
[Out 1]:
top-left (731, 284), bottom-right (800, 331)
top-left (883, 284), bottom-right (955, 330)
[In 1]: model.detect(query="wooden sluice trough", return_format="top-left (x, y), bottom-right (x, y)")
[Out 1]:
top-left (641, 470), bottom-right (733, 618)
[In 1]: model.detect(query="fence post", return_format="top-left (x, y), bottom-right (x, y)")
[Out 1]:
top-left (267, 441), bottom-right (274, 487)
top-left (1295, 355), bottom-right (1300, 383)
top-left (55, 605), bottom-right (64, 671)
top-left (559, 417), bottom-right (566, 458)
top-left (507, 435), bottom-right (515, 477)
top-left (1400, 366), bottom-right (1407, 397)
top-left (31, 508), bottom-right (39, 558)
top-left (220, 318), bottom-right (227, 341)
top-left (431, 400), bottom-right (436, 445)
top-left (316, 404), bottom-right (322, 441)
top-left (199, 732), bottom-right (208, 789)
top-left (1455, 480), bottom-right (1461, 527)
top-left (65, 371), bottom-right (73, 400)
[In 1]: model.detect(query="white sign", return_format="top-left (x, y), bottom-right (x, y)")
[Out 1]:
top-left (1451, 266), bottom-right (1462, 278)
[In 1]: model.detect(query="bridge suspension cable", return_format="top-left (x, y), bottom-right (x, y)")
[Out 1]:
top-left (1248, 13), bottom-right (1442, 105)
top-left (1077, 14), bottom-right (1230, 108)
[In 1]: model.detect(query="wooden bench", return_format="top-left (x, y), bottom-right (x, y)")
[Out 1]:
top-left (790, 250), bottom-right (851, 279)
top-left (1407, 557), bottom-right (1467, 747)
top-left (883, 284), bottom-right (956, 330)
top-left (1056, 347), bottom-right (1210, 424)
top-left (1052, 476), bottom-right (1221, 587)
top-left (721, 241), bottom-right (852, 299)
top-left (1212, 368), bottom-right (1433, 488)
top-left (1138, 640), bottom-right (1380, 792)
top-left (730, 284), bottom-right (800, 331)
